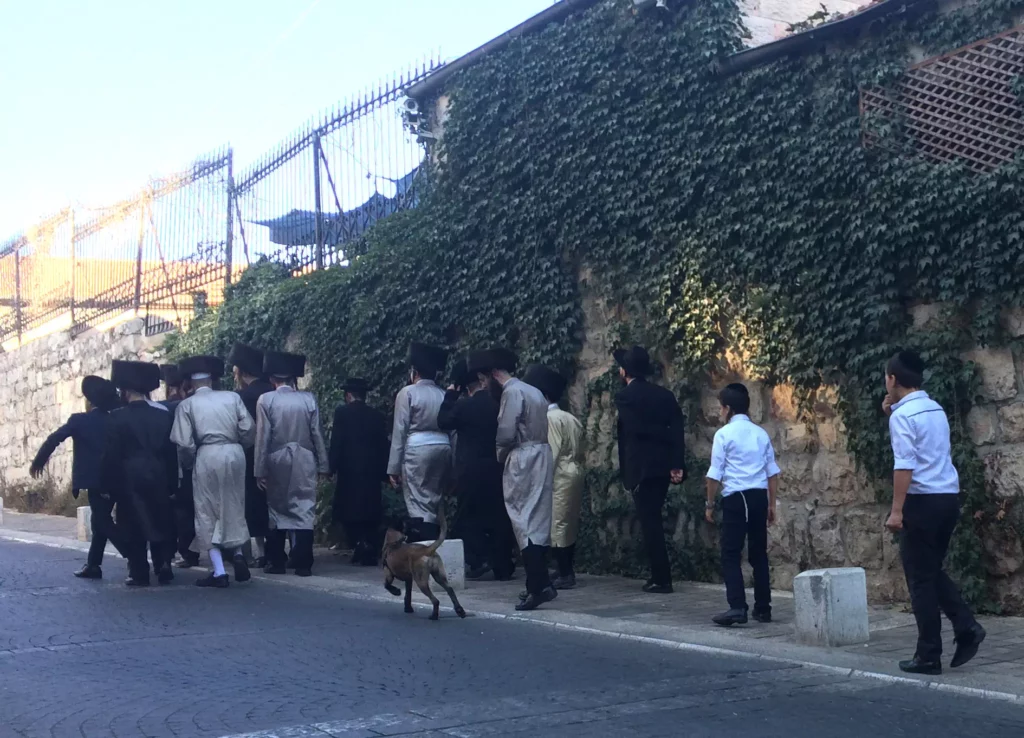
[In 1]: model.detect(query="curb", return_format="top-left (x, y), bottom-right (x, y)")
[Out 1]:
top-left (2, 528), bottom-right (1021, 705)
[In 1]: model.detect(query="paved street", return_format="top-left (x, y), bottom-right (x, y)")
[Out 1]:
top-left (0, 540), bottom-right (1022, 738)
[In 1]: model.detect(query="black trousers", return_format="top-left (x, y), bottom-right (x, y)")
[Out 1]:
top-left (552, 544), bottom-right (576, 578)
top-left (86, 492), bottom-right (126, 568)
top-left (268, 529), bottom-right (314, 570)
top-left (900, 494), bottom-right (977, 662)
top-left (174, 478), bottom-right (197, 561)
top-left (632, 478), bottom-right (672, 586)
top-left (721, 489), bottom-right (771, 612)
top-left (522, 542), bottom-right (552, 595)
top-left (343, 520), bottom-right (380, 562)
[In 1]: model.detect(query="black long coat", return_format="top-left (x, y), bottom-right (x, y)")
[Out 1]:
top-left (99, 401), bottom-right (177, 543)
top-left (31, 409), bottom-right (112, 497)
top-left (238, 379), bottom-right (275, 536)
top-left (437, 389), bottom-right (504, 513)
top-left (614, 378), bottom-right (687, 490)
top-left (329, 400), bottom-right (389, 524)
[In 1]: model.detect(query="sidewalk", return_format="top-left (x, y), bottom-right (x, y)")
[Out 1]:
top-left (3, 510), bottom-right (1024, 703)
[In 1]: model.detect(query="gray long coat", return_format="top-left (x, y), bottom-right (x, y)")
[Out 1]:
top-left (496, 378), bottom-right (554, 549)
top-left (254, 386), bottom-right (329, 531)
top-left (170, 387), bottom-right (255, 552)
top-left (387, 379), bottom-right (452, 525)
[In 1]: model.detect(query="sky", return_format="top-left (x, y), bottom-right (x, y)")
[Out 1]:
top-left (0, 0), bottom-right (557, 238)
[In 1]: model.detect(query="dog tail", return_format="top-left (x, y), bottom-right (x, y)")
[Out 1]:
top-left (425, 506), bottom-right (447, 556)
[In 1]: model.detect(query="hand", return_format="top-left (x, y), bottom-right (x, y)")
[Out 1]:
top-left (705, 507), bottom-right (715, 524)
top-left (885, 511), bottom-right (903, 531)
top-left (670, 469), bottom-right (684, 485)
top-left (768, 505), bottom-right (776, 526)
top-left (257, 477), bottom-right (268, 491)
top-left (29, 465), bottom-right (43, 480)
top-left (447, 384), bottom-right (457, 391)
top-left (389, 474), bottom-right (402, 489)
top-left (882, 393), bottom-right (894, 416)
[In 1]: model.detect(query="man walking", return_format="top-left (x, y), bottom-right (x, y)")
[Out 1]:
top-left (31, 375), bottom-right (122, 579)
top-left (171, 355), bottom-right (255, 588)
top-left (613, 346), bottom-right (686, 594)
top-left (255, 351), bottom-right (329, 577)
top-left (388, 342), bottom-right (452, 542)
top-left (160, 364), bottom-right (199, 568)
top-left (523, 364), bottom-right (585, 590)
top-left (229, 343), bottom-right (274, 567)
top-left (329, 377), bottom-right (389, 565)
top-left (883, 350), bottom-right (985, 674)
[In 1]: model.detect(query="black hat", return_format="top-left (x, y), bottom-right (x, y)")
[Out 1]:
top-left (467, 347), bottom-right (517, 375)
top-left (228, 343), bottom-right (265, 377)
top-left (264, 351), bottom-right (306, 378)
top-left (342, 377), bottom-right (370, 394)
top-left (160, 364), bottom-right (183, 388)
top-left (409, 342), bottom-right (448, 377)
top-left (81, 375), bottom-right (119, 410)
top-left (110, 361), bottom-right (161, 394)
top-left (523, 364), bottom-right (567, 403)
top-left (449, 354), bottom-right (471, 388)
top-left (613, 345), bottom-right (653, 378)
top-left (179, 355), bottom-right (225, 380)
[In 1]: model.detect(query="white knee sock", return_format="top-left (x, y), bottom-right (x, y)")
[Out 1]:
top-left (254, 537), bottom-right (265, 558)
top-left (209, 548), bottom-right (226, 577)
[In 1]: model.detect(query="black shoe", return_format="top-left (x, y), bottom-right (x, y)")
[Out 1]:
top-left (518, 589), bottom-right (529, 601)
top-left (195, 574), bottom-right (230, 588)
top-left (286, 558), bottom-right (297, 570)
top-left (467, 564), bottom-right (492, 580)
top-left (713, 608), bottom-right (749, 626)
top-left (254, 556), bottom-right (268, 569)
top-left (175, 556), bottom-right (200, 569)
top-left (124, 575), bottom-right (150, 587)
top-left (294, 568), bottom-right (312, 577)
top-left (552, 574), bottom-right (576, 590)
top-left (951, 624), bottom-right (986, 668)
top-left (899, 656), bottom-right (942, 675)
top-left (516, 586), bottom-right (558, 611)
top-left (157, 564), bottom-right (174, 584)
top-left (263, 564), bottom-right (286, 574)
top-left (232, 554), bottom-right (251, 583)
top-left (74, 564), bottom-right (102, 580)
top-left (752, 609), bottom-right (772, 623)
top-left (642, 581), bottom-right (673, 594)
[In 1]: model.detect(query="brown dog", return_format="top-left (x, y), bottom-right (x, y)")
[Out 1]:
top-left (382, 514), bottom-right (467, 621)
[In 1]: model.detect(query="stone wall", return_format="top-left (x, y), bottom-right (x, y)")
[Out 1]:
top-left (0, 319), bottom-right (167, 506)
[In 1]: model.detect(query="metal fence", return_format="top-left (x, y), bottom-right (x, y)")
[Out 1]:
top-left (0, 56), bottom-right (441, 347)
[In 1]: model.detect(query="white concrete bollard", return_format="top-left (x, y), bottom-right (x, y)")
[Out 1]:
top-left (413, 538), bottom-right (465, 591)
top-left (0, 496), bottom-right (4, 526)
top-left (794, 567), bottom-right (870, 647)
top-left (77, 505), bottom-right (92, 543)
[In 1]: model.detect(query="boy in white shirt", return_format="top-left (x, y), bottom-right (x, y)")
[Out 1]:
top-left (883, 350), bottom-right (984, 674)
top-left (705, 383), bottom-right (779, 626)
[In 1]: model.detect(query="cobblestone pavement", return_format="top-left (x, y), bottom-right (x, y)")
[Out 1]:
top-left (1, 540), bottom-right (1024, 738)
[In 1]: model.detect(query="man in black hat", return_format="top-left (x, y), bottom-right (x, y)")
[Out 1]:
top-left (100, 361), bottom-right (178, 586)
top-left (255, 351), bottom-right (329, 577)
top-left (160, 364), bottom-right (199, 568)
top-left (31, 375), bottom-right (124, 579)
top-left (387, 342), bottom-right (452, 542)
top-left (613, 346), bottom-right (686, 594)
top-left (329, 377), bottom-right (389, 565)
top-left (171, 355), bottom-right (255, 588)
top-left (438, 353), bottom-right (515, 580)
top-left (229, 343), bottom-right (275, 567)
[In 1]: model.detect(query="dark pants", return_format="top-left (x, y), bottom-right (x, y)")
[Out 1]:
top-left (174, 477), bottom-right (197, 562)
top-left (127, 541), bottom-right (172, 580)
top-left (552, 544), bottom-right (576, 578)
top-left (268, 529), bottom-right (314, 571)
top-left (343, 520), bottom-right (380, 563)
top-left (632, 478), bottom-right (672, 586)
top-left (86, 493), bottom-right (126, 568)
top-left (522, 542), bottom-right (552, 595)
top-left (489, 506), bottom-right (517, 580)
top-left (900, 494), bottom-right (977, 662)
top-left (721, 489), bottom-right (771, 613)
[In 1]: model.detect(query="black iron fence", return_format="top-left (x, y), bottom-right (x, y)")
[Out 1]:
top-left (0, 56), bottom-right (441, 347)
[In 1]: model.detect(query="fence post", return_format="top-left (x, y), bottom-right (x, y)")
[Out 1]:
top-left (14, 244), bottom-right (22, 345)
top-left (134, 196), bottom-right (146, 314)
top-left (313, 132), bottom-right (324, 270)
top-left (225, 148), bottom-right (234, 290)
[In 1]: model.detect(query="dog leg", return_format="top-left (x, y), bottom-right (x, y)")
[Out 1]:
top-left (431, 568), bottom-right (467, 619)
top-left (404, 579), bottom-right (415, 614)
top-left (415, 571), bottom-right (441, 620)
top-left (384, 572), bottom-right (401, 597)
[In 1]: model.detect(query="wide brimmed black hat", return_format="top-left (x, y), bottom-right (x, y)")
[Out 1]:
top-left (409, 342), bottom-right (448, 377)
top-left (179, 355), bottom-right (225, 380)
top-left (523, 364), bottom-right (567, 403)
top-left (342, 377), bottom-right (370, 394)
top-left (613, 345), bottom-right (653, 378)
top-left (449, 354), bottom-right (471, 388)
top-left (160, 364), bottom-right (183, 387)
top-left (228, 343), bottom-right (265, 377)
top-left (264, 351), bottom-right (306, 378)
top-left (81, 375), bottom-right (119, 410)
top-left (110, 361), bottom-right (161, 394)
top-left (467, 347), bottom-right (518, 375)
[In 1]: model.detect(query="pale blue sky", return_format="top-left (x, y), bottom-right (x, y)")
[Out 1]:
top-left (0, 0), bottom-right (556, 238)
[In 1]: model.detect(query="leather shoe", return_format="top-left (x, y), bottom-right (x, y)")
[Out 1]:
top-left (951, 624), bottom-right (986, 668)
top-left (516, 586), bottom-right (558, 611)
top-left (124, 575), bottom-right (150, 587)
top-left (899, 656), bottom-right (941, 675)
top-left (74, 564), bottom-right (102, 580)
top-left (157, 564), bottom-right (174, 584)
top-left (294, 568), bottom-right (312, 577)
top-left (552, 574), bottom-right (576, 590)
top-left (466, 564), bottom-right (492, 580)
top-left (752, 608), bottom-right (772, 623)
top-left (713, 608), bottom-right (749, 626)
top-left (263, 564), bottom-right (286, 574)
top-left (232, 554), bottom-right (251, 583)
top-left (642, 581), bottom-right (673, 594)
top-left (254, 556), bottom-right (268, 569)
top-left (195, 574), bottom-right (230, 588)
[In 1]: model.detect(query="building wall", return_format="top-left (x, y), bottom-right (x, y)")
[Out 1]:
top-left (740, 0), bottom-right (875, 47)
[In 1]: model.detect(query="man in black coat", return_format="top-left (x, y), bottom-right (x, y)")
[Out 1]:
top-left (31, 375), bottom-right (123, 579)
top-left (101, 361), bottom-right (179, 587)
top-left (329, 378), bottom-right (390, 565)
top-left (160, 364), bottom-right (199, 568)
top-left (437, 354), bottom-right (516, 581)
top-left (229, 343), bottom-right (275, 566)
top-left (613, 346), bottom-right (686, 594)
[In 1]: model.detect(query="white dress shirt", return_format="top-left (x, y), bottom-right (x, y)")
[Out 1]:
top-left (889, 390), bottom-right (959, 495)
top-left (707, 414), bottom-right (781, 496)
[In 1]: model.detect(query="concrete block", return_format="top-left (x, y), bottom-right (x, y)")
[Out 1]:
top-left (412, 538), bottom-right (465, 590)
top-left (77, 505), bottom-right (92, 542)
top-left (0, 496), bottom-right (4, 526)
top-left (793, 567), bottom-right (869, 647)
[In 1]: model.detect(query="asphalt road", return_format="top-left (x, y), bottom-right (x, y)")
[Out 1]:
top-left (1, 540), bottom-right (1023, 738)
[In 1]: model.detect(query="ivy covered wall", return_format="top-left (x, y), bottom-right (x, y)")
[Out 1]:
top-left (167, 0), bottom-right (1024, 610)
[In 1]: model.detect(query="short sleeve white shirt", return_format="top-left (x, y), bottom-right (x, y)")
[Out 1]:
top-left (706, 414), bottom-right (781, 496)
top-left (888, 390), bottom-right (959, 495)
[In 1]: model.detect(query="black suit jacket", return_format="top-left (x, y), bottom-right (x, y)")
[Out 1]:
top-left (437, 388), bottom-right (501, 479)
top-left (615, 378), bottom-right (686, 490)
top-left (329, 400), bottom-right (390, 523)
top-left (31, 409), bottom-right (112, 497)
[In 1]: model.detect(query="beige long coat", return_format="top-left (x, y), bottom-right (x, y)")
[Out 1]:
top-left (547, 404), bottom-right (585, 548)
